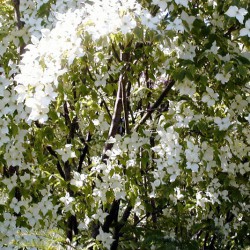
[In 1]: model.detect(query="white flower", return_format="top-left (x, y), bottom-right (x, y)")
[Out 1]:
top-left (214, 117), bottom-right (231, 130)
top-left (179, 43), bottom-right (197, 61)
top-left (70, 172), bottom-right (87, 187)
top-left (96, 228), bottom-right (114, 250)
top-left (25, 98), bottom-right (49, 123)
top-left (175, 78), bottom-right (196, 97)
top-left (201, 87), bottom-right (219, 107)
top-left (215, 72), bottom-right (231, 84)
top-left (181, 11), bottom-right (195, 29)
top-left (220, 190), bottom-right (230, 201)
top-left (240, 19), bottom-right (250, 37)
top-left (208, 41), bottom-right (219, 54)
top-left (185, 141), bottom-right (200, 163)
top-left (225, 6), bottom-right (247, 24)
top-left (95, 74), bottom-right (108, 87)
top-left (10, 197), bottom-right (23, 214)
top-left (60, 192), bottom-right (74, 206)
top-left (141, 9), bottom-right (159, 30)
top-left (2, 173), bottom-right (17, 191)
top-left (186, 162), bottom-right (199, 172)
top-left (196, 192), bottom-right (208, 207)
top-left (24, 206), bottom-right (41, 227)
top-left (167, 18), bottom-right (184, 32)
top-left (3, 212), bottom-right (16, 228)
top-left (56, 144), bottom-right (76, 162)
top-left (92, 209), bottom-right (109, 224)
top-left (202, 146), bottom-right (214, 161)
top-left (119, 14), bottom-right (136, 34)
top-left (175, 0), bottom-right (189, 8)
top-left (20, 173), bottom-right (31, 183)
top-left (174, 187), bottom-right (184, 199)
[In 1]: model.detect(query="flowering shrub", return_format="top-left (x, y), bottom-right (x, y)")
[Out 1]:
top-left (0, 0), bottom-right (249, 249)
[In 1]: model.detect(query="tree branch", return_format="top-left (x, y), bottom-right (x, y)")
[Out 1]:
top-left (77, 132), bottom-right (91, 173)
top-left (121, 69), bottom-right (130, 134)
top-left (100, 98), bottom-right (112, 121)
top-left (63, 101), bottom-right (71, 128)
top-left (102, 73), bottom-right (124, 158)
top-left (46, 145), bottom-right (66, 180)
top-left (102, 200), bottom-right (120, 233)
top-left (134, 79), bottom-right (175, 131)
top-left (110, 203), bottom-right (133, 250)
top-left (12, 0), bottom-right (25, 54)
top-left (12, 0), bottom-right (23, 29)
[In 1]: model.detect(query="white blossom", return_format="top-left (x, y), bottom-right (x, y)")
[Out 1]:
top-left (214, 117), bottom-right (231, 130)
top-left (225, 6), bottom-right (247, 24)
top-left (240, 19), bottom-right (250, 37)
top-left (96, 228), bottom-right (114, 250)
top-left (56, 144), bottom-right (76, 162)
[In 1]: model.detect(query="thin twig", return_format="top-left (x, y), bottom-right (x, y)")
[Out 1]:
top-left (134, 79), bottom-right (175, 131)
top-left (77, 132), bottom-right (91, 173)
top-left (100, 98), bottom-right (112, 121)
top-left (111, 41), bottom-right (121, 62)
top-left (121, 68), bottom-right (130, 134)
top-left (12, 0), bottom-right (25, 54)
top-left (46, 145), bottom-right (66, 180)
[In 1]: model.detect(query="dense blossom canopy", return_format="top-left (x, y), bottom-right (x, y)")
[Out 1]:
top-left (0, 0), bottom-right (249, 249)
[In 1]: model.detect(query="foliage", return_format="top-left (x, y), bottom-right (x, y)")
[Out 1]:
top-left (0, 0), bottom-right (249, 249)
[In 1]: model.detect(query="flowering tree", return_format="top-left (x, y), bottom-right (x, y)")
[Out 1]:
top-left (0, 0), bottom-right (249, 249)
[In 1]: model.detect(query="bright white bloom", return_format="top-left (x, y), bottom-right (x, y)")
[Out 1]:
top-left (70, 172), bottom-right (87, 187)
top-left (175, 0), bottom-right (189, 8)
top-left (92, 209), bottom-right (109, 224)
top-left (240, 19), bottom-right (250, 37)
top-left (196, 192), bottom-right (208, 208)
top-left (78, 215), bottom-right (91, 230)
top-left (96, 228), bottom-right (114, 250)
top-left (186, 162), bottom-right (199, 172)
top-left (119, 14), bottom-right (136, 34)
top-left (24, 206), bottom-right (41, 227)
top-left (185, 141), bottom-right (200, 162)
top-left (19, 173), bottom-right (31, 183)
top-left (141, 9), bottom-right (159, 30)
top-left (206, 190), bottom-right (220, 204)
top-left (60, 192), bottom-right (74, 206)
top-left (175, 78), bottom-right (196, 97)
top-left (175, 187), bottom-right (184, 199)
top-left (95, 74), bottom-right (109, 87)
top-left (167, 18), bottom-right (184, 32)
top-left (3, 212), bottom-right (16, 228)
top-left (225, 6), bottom-right (247, 24)
top-left (56, 144), bottom-right (76, 162)
top-left (9, 197), bottom-right (24, 214)
top-left (179, 43), bottom-right (197, 61)
top-left (214, 117), bottom-right (231, 130)
top-left (215, 72), bottom-right (231, 84)
top-left (2, 173), bottom-right (18, 191)
top-left (25, 98), bottom-right (49, 123)
top-left (201, 87), bottom-right (219, 107)
top-left (181, 11), bottom-right (195, 29)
